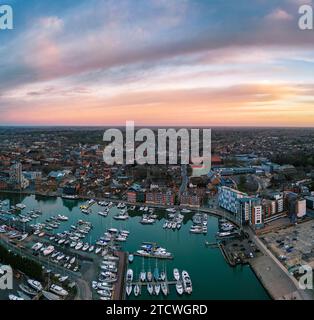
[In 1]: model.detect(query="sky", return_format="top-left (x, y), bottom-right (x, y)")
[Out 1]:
top-left (0, 0), bottom-right (314, 127)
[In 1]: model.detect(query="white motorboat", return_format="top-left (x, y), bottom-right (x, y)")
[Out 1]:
top-left (126, 269), bottom-right (133, 282)
top-left (32, 242), bottom-right (43, 251)
top-left (128, 254), bottom-right (134, 263)
top-left (43, 245), bottom-right (55, 256)
top-left (27, 279), bottom-right (43, 292)
top-left (57, 215), bottom-right (68, 221)
top-left (89, 245), bottom-right (95, 252)
top-left (50, 284), bottom-right (69, 297)
top-left (82, 243), bottom-right (89, 251)
top-left (173, 268), bottom-right (180, 281)
top-left (182, 270), bottom-right (192, 294)
top-left (75, 242), bottom-right (83, 250)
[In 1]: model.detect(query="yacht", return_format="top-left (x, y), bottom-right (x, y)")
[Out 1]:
top-left (98, 211), bottom-right (108, 217)
top-left (176, 281), bottom-right (184, 295)
top-left (126, 284), bottom-right (132, 296)
top-left (43, 246), bottom-right (55, 256)
top-left (27, 279), bottom-right (43, 292)
top-left (126, 269), bottom-right (133, 282)
top-left (50, 284), bottom-right (68, 297)
top-left (173, 268), bottom-right (180, 281)
top-left (57, 215), bottom-right (68, 221)
top-left (147, 283), bottom-right (153, 295)
top-left (182, 270), bottom-right (192, 294)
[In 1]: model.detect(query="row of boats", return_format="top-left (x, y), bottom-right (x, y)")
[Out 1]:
top-left (189, 213), bottom-right (208, 234)
top-left (92, 253), bottom-right (122, 300)
top-left (125, 268), bottom-right (192, 297)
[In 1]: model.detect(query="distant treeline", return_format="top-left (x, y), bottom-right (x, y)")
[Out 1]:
top-left (272, 154), bottom-right (314, 168)
top-left (0, 243), bottom-right (43, 281)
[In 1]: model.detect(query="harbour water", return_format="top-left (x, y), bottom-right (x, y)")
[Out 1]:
top-left (0, 193), bottom-right (270, 300)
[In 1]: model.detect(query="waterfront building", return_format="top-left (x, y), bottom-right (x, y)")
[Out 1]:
top-left (251, 205), bottom-right (264, 229)
top-left (180, 191), bottom-right (201, 208)
top-left (218, 186), bottom-right (261, 226)
top-left (9, 162), bottom-right (22, 185)
top-left (9, 162), bottom-right (29, 190)
top-left (145, 189), bottom-right (175, 206)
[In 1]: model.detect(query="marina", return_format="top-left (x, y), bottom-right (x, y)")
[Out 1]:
top-left (0, 193), bottom-right (269, 300)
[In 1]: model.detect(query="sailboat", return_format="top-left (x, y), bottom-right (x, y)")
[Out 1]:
top-left (154, 283), bottom-right (161, 295)
top-left (147, 283), bottom-right (153, 295)
top-left (126, 284), bottom-right (132, 296)
top-left (161, 282), bottom-right (168, 296)
top-left (134, 284), bottom-right (140, 297)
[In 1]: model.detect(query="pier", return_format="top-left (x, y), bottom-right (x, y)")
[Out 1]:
top-left (112, 251), bottom-right (127, 300)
